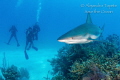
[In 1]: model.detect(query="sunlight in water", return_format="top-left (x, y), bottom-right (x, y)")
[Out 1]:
top-left (16, 0), bottom-right (23, 7)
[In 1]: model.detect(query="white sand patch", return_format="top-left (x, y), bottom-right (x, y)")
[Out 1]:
top-left (0, 47), bottom-right (58, 80)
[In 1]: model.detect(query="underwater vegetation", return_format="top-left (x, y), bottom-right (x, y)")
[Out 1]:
top-left (1, 65), bottom-right (29, 80)
top-left (0, 53), bottom-right (29, 80)
top-left (48, 34), bottom-right (120, 80)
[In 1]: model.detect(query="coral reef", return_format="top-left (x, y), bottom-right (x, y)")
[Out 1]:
top-left (51, 75), bottom-right (67, 80)
top-left (49, 34), bottom-right (120, 80)
top-left (1, 65), bottom-right (30, 80)
top-left (70, 53), bottom-right (120, 80)
top-left (48, 44), bottom-right (88, 78)
top-left (0, 53), bottom-right (30, 80)
top-left (1, 65), bottom-right (21, 80)
top-left (0, 75), bottom-right (4, 80)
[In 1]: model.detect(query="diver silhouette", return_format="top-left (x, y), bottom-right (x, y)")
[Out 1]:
top-left (33, 22), bottom-right (40, 40)
top-left (24, 27), bottom-right (38, 59)
top-left (7, 25), bottom-right (20, 47)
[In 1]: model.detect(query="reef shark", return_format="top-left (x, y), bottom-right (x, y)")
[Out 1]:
top-left (57, 13), bottom-right (103, 44)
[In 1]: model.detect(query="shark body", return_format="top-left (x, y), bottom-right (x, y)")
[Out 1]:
top-left (57, 13), bottom-right (103, 44)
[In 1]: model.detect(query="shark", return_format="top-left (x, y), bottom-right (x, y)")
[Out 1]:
top-left (57, 13), bottom-right (104, 44)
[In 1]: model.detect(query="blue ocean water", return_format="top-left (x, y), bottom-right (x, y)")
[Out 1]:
top-left (0, 0), bottom-right (120, 80)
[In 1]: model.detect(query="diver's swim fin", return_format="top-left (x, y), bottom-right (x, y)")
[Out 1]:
top-left (32, 46), bottom-right (38, 51)
top-left (4, 42), bottom-right (10, 45)
top-left (17, 43), bottom-right (20, 47)
top-left (24, 51), bottom-right (29, 60)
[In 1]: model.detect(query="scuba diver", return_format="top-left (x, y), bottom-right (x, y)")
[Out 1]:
top-left (33, 22), bottom-right (40, 40)
top-left (7, 25), bottom-right (20, 47)
top-left (24, 27), bottom-right (38, 60)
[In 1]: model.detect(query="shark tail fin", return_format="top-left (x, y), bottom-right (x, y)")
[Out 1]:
top-left (86, 13), bottom-right (92, 24)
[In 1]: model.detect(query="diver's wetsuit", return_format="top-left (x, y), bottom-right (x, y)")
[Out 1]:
top-left (25, 27), bottom-right (38, 51)
top-left (33, 23), bottom-right (40, 40)
top-left (24, 27), bottom-right (38, 60)
top-left (7, 26), bottom-right (20, 47)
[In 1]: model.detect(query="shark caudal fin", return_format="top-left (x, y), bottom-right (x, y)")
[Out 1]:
top-left (86, 13), bottom-right (92, 24)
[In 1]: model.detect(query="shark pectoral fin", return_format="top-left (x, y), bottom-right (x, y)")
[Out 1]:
top-left (87, 37), bottom-right (101, 41)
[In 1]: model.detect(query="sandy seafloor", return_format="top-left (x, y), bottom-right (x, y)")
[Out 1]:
top-left (0, 40), bottom-right (63, 80)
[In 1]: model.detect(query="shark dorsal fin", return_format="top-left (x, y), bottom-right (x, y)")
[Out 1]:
top-left (86, 13), bottom-right (92, 24)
